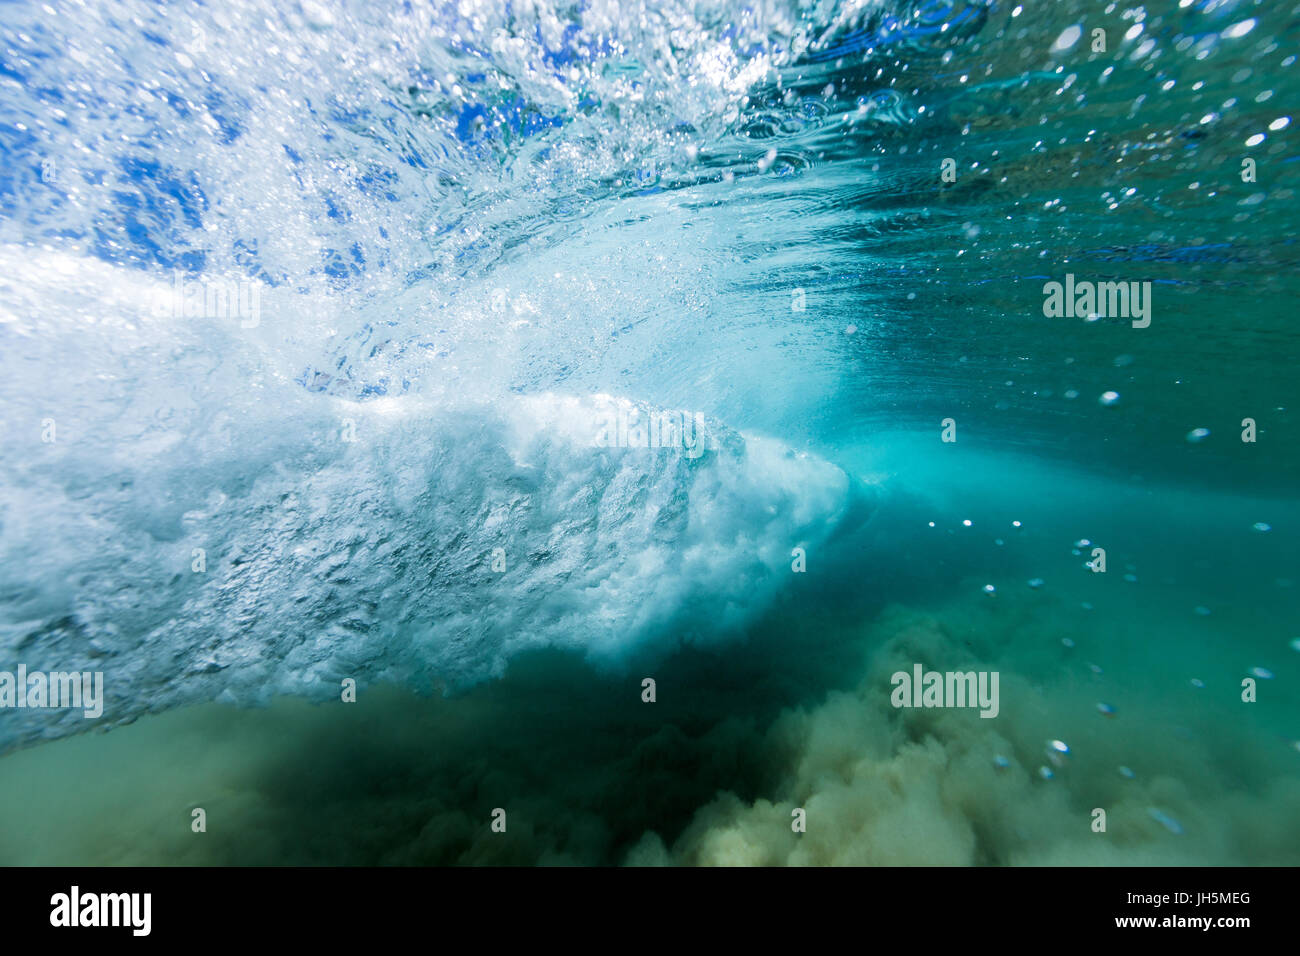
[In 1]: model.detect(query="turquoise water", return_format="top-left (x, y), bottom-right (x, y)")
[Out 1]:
top-left (0, 0), bottom-right (1296, 864)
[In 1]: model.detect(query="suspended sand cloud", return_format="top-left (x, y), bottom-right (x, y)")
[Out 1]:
top-left (1, 585), bottom-right (1295, 866)
top-left (1, 0), bottom-right (1297, 867)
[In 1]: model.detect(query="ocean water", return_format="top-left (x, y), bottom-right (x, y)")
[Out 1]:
top-left (0, 0), bottom-right (1296, 865)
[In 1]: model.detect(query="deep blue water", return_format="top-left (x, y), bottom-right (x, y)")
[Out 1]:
top-left (0, 0), bottom-right (1296, 865)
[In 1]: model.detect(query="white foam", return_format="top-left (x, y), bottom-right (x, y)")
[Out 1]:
top-left (0, 250), bottom-right (872, 749)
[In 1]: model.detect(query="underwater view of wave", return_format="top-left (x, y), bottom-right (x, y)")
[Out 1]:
top-left (0, 0), bottom-right (1296, 867)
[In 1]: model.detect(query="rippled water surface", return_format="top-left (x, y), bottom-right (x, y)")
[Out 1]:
top-left (0, 0), bottom-right (1296, 865)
